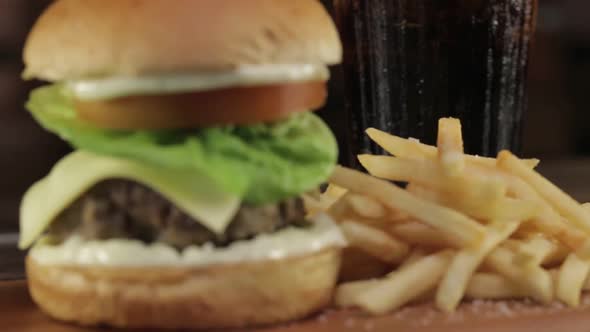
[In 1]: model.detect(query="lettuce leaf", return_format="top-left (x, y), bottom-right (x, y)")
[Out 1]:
top-left (27, 85), bottom-right (338, 205)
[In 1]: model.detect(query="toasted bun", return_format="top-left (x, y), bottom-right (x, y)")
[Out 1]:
top-left (26, 247), bottom-right (341, 329)
top-left (23, 0), bottom-right (342, 82)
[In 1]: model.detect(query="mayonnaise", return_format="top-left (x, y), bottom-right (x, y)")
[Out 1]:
top-left (67, 64), bottom-right (329, 100)
top-left (30, 214), bottom-right (346, 267)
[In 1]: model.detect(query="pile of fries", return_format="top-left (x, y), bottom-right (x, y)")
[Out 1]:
top-left (305, 118), bottom-right (590, 314)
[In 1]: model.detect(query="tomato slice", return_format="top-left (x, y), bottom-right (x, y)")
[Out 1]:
top-left (74, 82), bottom-right (327, 129)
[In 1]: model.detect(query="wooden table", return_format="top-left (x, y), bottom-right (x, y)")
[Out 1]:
top-left (3, 159), bottom-right (590, 331)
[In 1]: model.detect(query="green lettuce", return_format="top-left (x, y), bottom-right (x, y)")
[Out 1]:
top-left (27, 85), bottom-right (338, 205)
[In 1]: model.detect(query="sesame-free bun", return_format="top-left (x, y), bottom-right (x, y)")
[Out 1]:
top-left (26, 247), bottom-right (342, 329)
top-left (23, 0), bottom-right (342, 82)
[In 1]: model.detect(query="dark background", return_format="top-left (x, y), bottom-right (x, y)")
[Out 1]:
top-left (1, 0), bottom-right (590, 234)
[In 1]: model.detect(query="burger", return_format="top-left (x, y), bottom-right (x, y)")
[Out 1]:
top-left (19, 0), bottom-right (346, 329)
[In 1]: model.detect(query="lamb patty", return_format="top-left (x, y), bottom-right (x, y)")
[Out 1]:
top-left (48, 180), bottom-right (307, 249)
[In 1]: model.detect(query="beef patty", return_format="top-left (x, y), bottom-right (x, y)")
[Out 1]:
top-left (48, 180), bottom-right (307, 249)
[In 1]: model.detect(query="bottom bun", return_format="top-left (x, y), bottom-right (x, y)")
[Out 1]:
top-left (26, 247), bottom-right (342, 329)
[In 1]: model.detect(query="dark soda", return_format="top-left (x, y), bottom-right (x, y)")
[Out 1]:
top-left (322, 0), bottom-right (538, 167)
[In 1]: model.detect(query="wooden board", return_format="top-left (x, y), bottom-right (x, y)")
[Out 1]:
top-left (5, 280), bottom-right (590, 332)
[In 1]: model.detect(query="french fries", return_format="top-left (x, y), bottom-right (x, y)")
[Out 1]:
top-left (347, 251), bottom-right (453, 314)
top-left (314, 117), bottom-right (590, 315)
top-left (435, 221), bottom-right (520, 312)
top-left (303, 184), bottom-right (347, 217)
top-left (365, 128), bottom-right (540, 168)
top-left (498, 150), bottom-right (590, 234)
top-left (358, 155), bottom-right (508, 201)
top-left (334, 279), bottom-right (381, 308)
top-left (556, 254), bottom-right (590, 307)
top-left (330, 166), bottom-right (486, 248)
top-left (406, 183), bottom-right (536, 221)
top-left (396, 248), bottom-right (429, 270)
top-left (479, 156), bottom-right (590, 257)
top-left (465, 273), bottom-right (529, 300)
top-left (346, 194), bottom-right (387, 219)
top-left (324, 184), bottom-right (348, 200)
top-left (437, 118), bottom-right (465, 176)
top-left (511, 236), bottom-right (567, 267)
top-left (389, 222), bottom-right (455, 248)
top-left (340, 220), bottom-right (409, 264)
top-left (466, 269), bottom-right (590, 301)
top-left (476, 164), bottom-right (589, 250)
top-left (486, 246), bottom-right (554, 303)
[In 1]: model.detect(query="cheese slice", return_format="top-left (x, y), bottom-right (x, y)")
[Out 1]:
top-left (19, 151), bottom-right (241, 249)
top-left (68, 64), bottom-right (329, 101)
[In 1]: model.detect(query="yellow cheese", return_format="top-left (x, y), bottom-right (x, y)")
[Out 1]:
top-left (19, 151), bottom-right (241, 249)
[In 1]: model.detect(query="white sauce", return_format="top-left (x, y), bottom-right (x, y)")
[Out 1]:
top-left (68, 64), bottom-right (329, 100)
top-left (30, 214), bottom-right (346, 267)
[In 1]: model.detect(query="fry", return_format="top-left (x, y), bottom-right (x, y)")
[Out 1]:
top-left (301, 193), bottom-right (324, 216)
top-left (330, 166), bottom-right (486, 247)
top-left (328, 192), bottom-right (406, 226)
top-left (435, 221), bottom-right (520, 312)
top-left (324, 183), bottom-right (348, 200)
top-left (340, 221), bottom-right (409, 263)
top-left (479, 197), bottom-right (536, 222)
top-left (512, 236), bottom-right (567, 268)
top-left (366, 128), bottom-right (539, 168)
top-left (396, 248), bottom-right (429, 271)
top-left (359, 155), bottom-right (507, 200)
top-left (303, 185), bottom-right (346, 216)
top-left (584, 271), bottom-right (590, 290)
top-left (437, 118), bottom-right (465, 176)
top-left (407, 183), bottom-right (536, 221)
top-left (334, 279), bottom-right (381, 308)
top-left (353, 250), bottom-right (453, 314)
top-left (536, 216), bottom-right (589, 258)
top-left (325, 192), bottom-right (353, 220)
top-left (346, 193), bottom-right (387, 219)
top-left (485, 246), bottom-right (553, 303)
top-left (386, 208), bottom-right (411, 223)
top-left (349, 217), bottom-right (393, 232)
top-left (470, 161), bottom-right (590, 257)
top-left (365, 128), bottom-right (434, 160)
top-left (405, 183), bottom-right (438, 202)
top-left (497, 150), bottom-right (590, 235)
top-left (465, 273), bottom-right (528, 300)
top-left (556, 253), bottom-right (590, 307)
top-left (575, 239), bottom-right (590, 261)
top-left (389, 223), bottom-right (455, 248)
